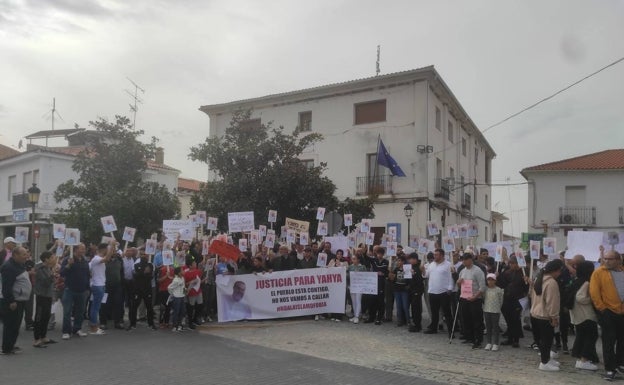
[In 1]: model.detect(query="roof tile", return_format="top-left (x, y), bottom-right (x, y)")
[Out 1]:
top-left (522, 149), bottom-right (624, 172)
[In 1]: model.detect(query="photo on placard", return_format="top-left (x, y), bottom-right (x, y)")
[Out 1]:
top-left (286, 229), bottom-right (296, 244)
top-left (348, 233), bottom-right (357, 248)
top-left (365, 232), bottom-right (375, 245)
top-left (65, 229), bottom-right (80, 246)
top-left (442, 236), bottom-right (455, 253)
top-left (317, 222), bottom-right (328, 236)
top-left (15, 227), bottom-right (28, 244)
top-left (265, 234), bottom-right (275, 248)
top-left (207, 217), bottom-right (218, 231)
top-left (529, 240), bottom-right (540, 259)
top-left (317, 252), bottom-right (328, 267)
top-left (122, 227), bottom-right (136, 242)
top-left (467, 222), bottom-right (478, 237)
top-left (418, 239), bottom-right (429, 254)
top-left (162, 250), bottom-right (174, 266)
top-left (258, 225), bottom-right (267, 237)
top-left (268, 210), bottom-right (277, 223)
top-left (459, 224), bottom-right (468, 238)
top-left (516, 250), bottom-right (526, 267)
top-left (387, 241), bottom-right (397, 257)
top-left (250, 230), bottom-right (260, 245)
top-left (360, 219), bottom-right (371, 233)
top-left (409, 235), bottom-right (419, 248)
top-left (145, 239), bottom-right (158, 255)
top-left (543, 237), bottom-right (556, 255)
top-left (316, 207), bottom-right (326, 221)
top-left (607, 231), bottom-right (620, 246)
top-left (447, 224), bottom-right (459, 239)
top-left (239, 238), bottom-right (248, 252)
top-left (344, 214), bottom-right (353, 227)
top-left (55, 239), bottom-right (65, 257)
top-left (495, 244), bottom-right (504, 262)
top-left (100, 215), bottom-right (117, 233)
top-left (202, 240), bottom-right (210, 255)
top-left (196, 211), bottom-right (207, 225)
top-left (267, 229), bottom-right (275, 236)
top-left (427, 221), bottom-right (439, 236)
top-left (388, 226), bottom-right (397, 241)
top-left (300, 232), bottom-right (309, 246)
top-left (53, 224), bottom-right (66, 239)
top-left (163, 240), bottom-right (173, 251)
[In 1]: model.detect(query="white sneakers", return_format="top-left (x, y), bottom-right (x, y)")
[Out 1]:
top-left (548, 359), bottom-right (560, 367)
top-left (75, 331), bottom-right (88, 337)
top-left (491, 345), bottom-right (499, 351)
top-left (89, 328), bottom-right (106, 335)
top-left (349, 317), bottom-right (359, 324)
top-left (539, 362), bottom-right (560, 372)
top-left (575, 360), bottom-right (598, 371)
top-left (484, 344), bottom-right (492, 351)
top-left (61, 333), bottom-right (70, 340)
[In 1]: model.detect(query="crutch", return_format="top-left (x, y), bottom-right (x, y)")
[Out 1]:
top-left (449, 299), bottom-right (460, 344)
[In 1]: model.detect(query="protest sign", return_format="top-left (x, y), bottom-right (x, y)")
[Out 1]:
top-left (196, 211), bottom-right (207, 225)
top-left (403, 264), bottom-right (413, 279)
top-left (459, 224), bottom-right (468, 238)
top-left (348, 233), bottom-right (357, 248)
top-left (53, 224), bottom-right (66, 239)
top-left (64, 228), bottom-right (80, 246)
top-left (178, 227), bottom-right (194, 241)
top-left (387, 241), bottom-right (398, 257)
top-left (216, 267), bottom-right (346, 322)
top-left (543, 237), bottom-right (556, 255)
top-left (467, 222), bottom-right (478, 237)
top-left (228, 211), bottom-right (255, 233)
top-left (317, 222), bottom-right (328, 236)
top-left (122, 227), bottom-right (136, 242)
top-left (316, 207), bottom-right (326, 221)
top-left (209, 239), bottom-right (240, 260)
top-left (409, 235), bottom-right (419, 248)
top-left (427, 221), bottom-right (439, 236)
top-left (388, 226), bottom-right (397, 241)
top-left (460, 280), bottom-right (473, 299)
top-left (55, 240), bottom-right (65, 257)
top-left (265, 234), bottom-right (276, 248)
top-left (101, 215), bottom-right (117, 233)
top-left (285, 217), bottom-right (310, 234)
top-left (239, 238), bottom-right (248, 252)
top-left (360, 219), bottom-right (371, 233)
top-left (529, 240), bottom-right (541, 259)
top-left (286, 229), bottom-right (296, 244)
top-left (344, 214), bottom-right (353, 227)
top-left (207, 217), bottom-right (218, 231)
top-left (442, 236), bottom-right (454, 253)
top-left (268, 210), bottom-right (277, 223)
top-left (250, 230), bottom-right (260, 245)
top-left (317, 252), bottom-right (328, 267)
top-left (163, 219), bottom-right (194, 240)
top-left (300, 232), bottom-right (309, 246)
top-left (189, 214), bottom-right (198, 226)
top-left (567, 231), bottom-right (604, 262)
top-left (447, 224), bottom-right (459, 239)
top-left (145, 239), bottom-right (157, 255)
top-left (365, 232), bottom-right (374, 245)
top-left (162, 250), bottom-right (174, 266)
top-left (15, 227), bottom-right (28, 244)
top-left (202, 240), bottom-right (210, 256)
top-left (323, 236), bottom-right (349, 254)
top-left (349, 271), bottom-right (378, 294)
top-left (258, 225), bottom-right (267, 237)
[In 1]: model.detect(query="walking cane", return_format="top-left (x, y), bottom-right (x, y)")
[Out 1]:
top-left (449, 299), bottom-right (460, 344)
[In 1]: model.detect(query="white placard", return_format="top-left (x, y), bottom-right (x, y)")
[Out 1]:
top-left (228, 211), bottom-right (255, 233)
top-left (14, 227), bottom-right (29, 244)
top-left (268, 210), bottom-right (277, 223)
top-left (64, 228), bottom-right (81, 246)
top-left (163, 219), bottom-right (194, 240)
top-left (300, 232), bottom-right (309, 246)
top-left (529, 240), bottom-right (541, 260)
top-left (122, 227), bottom-right (136, 242)
top-left (53, 224), bottom-right (66, 239)
top-left (100, 215), bottom-right (117, 233)
top-left (145, 239), bottom-right (158, 255)
top-left (387, 241), bottom-right (398, 257)
top-left (349, 271), bottom-right (378, 294)
top-left (427, 221), bottom-right (439, 236)
top-left (316, 207), bottom-right (326, 221)
top-left (344, 214), bottom-right (353, 227)
top-left (543, 237), bottom-right (557, 255)
top-left (239, 238), bottom-right (248, 252)
top-left (207, 217), bottom-right (218, 231)
top-left (317, 252), bottom-right (328, 267)
top-left (258, 225), bottom-right (267, 237)
top-left (196, 211), bottom-right (207, 225)
top-left (317, 222), bottom-right (328, 236)
top-left (360, 219), bottom-right (372, 233)
top-left (567, 231), bottom-right (604, 262)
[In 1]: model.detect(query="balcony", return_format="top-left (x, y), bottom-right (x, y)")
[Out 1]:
top-left (434, 178), bottom-right (450, 200)
top-left (11, 192), bottom-right (30, 210)
top-left (356, 175), bottom-right (392, 196)
top-left (559, 206), bottom-right (596, 225)
top-left (462, 193), bottom-right (471, 211)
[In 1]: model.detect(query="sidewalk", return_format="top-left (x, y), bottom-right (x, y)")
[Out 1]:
top-left (200, 318), bottom-right (605, 385)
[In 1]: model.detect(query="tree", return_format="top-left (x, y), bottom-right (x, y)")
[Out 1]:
top-left (54, 116), bottom-right (180, 243)
top-left (189, 110), bottom-right (373, 236)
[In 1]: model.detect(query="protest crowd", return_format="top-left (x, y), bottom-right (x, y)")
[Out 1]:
top-left (1, 226), bottom-right (624, 382)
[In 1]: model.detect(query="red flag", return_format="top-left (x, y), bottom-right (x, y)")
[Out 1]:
top-left (208, 239), bottom-right (240, 260)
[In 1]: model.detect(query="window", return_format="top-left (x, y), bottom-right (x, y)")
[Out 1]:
top-left (355, 100), bottom-right (386, 125)
top-left (8, 175), bottom-right (16, 200)
top-left (299, 111), bottom-right (312, 132)
top-left (461, 137), bottom-right (466, 156)
top-left (485, 158), bottom-right (490, 184)
top-left (435, 106), bottom-right (441, 131)
top-left (240, 118), bottom-right (261, 131)
top-left (447, 121), bottom-right (454, 143)
top-left (23, 171), bottom-right (33, 192)
top-left (300, 159), bottom-right (314, 170)
top-left (485, 226), bottom-right (489, 241)
top-left (367, 153), bottom-right (387, 177)
top-left (474, 147), bottom-right (479, 165)
top-left (485, 194), bottom-right (489, 209)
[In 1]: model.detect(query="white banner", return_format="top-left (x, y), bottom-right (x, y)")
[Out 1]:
top-left (228, 211), bottom-right (255, 233)
top-left (348, 271), bottom-right (378, 294)
top-left (216, 267), bottom-right (346, 322)
top-left (323, 235), bottom-right (349, 254)
top-left (163, 219), bottom-right (194, 240)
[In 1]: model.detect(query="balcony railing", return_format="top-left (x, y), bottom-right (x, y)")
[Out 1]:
top-left (620, 207), bottom-right (623, 225)
top-left (434, 178), bottom-right (450, 200)
top-left (11, 192), bottom-right (30, 210)
top-left (462, 193), bottom-right (471, 211)
top-left (356, 175), bottom-right (392, 196)
top-left (559, 206), bottom-right (596, 225)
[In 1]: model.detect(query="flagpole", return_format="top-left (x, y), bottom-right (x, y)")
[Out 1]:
top-left (373, 134), bottom-right (381, 193)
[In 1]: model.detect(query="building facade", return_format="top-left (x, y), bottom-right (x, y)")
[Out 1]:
top-left (521, 149), bottom-right (624, 249)
top-left (200, 67), bottom-right (496, 247)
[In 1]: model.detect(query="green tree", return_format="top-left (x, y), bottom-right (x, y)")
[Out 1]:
top-left (190, 109), bottom-right (373, 236)
top-left (54, 116), bottom-right (180, 243)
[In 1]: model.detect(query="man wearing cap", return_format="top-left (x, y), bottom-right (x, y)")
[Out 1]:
top-left (1, 246), bottom-right (32, 354)
top-left (456, 252), bottom-right (486, 349)
top-left (0, 237), bottom-right (17, 266)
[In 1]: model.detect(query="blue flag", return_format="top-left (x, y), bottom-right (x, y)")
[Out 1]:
top-left (377, 139), bottom-right (406, 177)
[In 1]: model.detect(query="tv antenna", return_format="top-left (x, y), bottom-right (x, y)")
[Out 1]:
top-left (125, 77), bottom-right (145, 128)
top-left (41, 97), bottom-right (65, 146)
top-left (376, 45), bottom-right (381, 76)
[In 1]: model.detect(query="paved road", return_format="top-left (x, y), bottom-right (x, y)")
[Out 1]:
top-left (3, 324), bottom-right (441, 385)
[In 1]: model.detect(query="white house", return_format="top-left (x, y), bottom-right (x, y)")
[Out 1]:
top-left (200, 66), bottom-right (496, 247)
top-left (178, 177), bottom-right (203, 219)
top-left (0, 129), bottom-right (180, 253)
top-left (521, 149), bottom-right (624, 249)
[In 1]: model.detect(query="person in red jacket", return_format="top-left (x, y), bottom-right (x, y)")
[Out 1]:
top-left (184, 257), bottom-right (203, 329)
top-left (157, 264), bottom-right (174, 328)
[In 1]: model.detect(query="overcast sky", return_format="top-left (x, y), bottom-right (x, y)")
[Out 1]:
top-left (1, 0), bottom-right (623, 237)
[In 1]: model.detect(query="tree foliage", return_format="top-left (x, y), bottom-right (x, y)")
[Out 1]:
top-left (54, 116), bottom-right (180, 243)
top-left (190, 109), bottom-right (374, 236)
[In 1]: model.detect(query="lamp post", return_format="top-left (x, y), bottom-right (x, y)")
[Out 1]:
top-left (403, 203), bottom-right (413, 245)
top-left (27, 183), bottom-right (41, 260)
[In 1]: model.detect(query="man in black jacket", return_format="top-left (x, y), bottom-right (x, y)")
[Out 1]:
top-left (407, 253), bottom-right (425, 332)
top-left (1, 246), bottom-right (32, 354)
top-left (128, 248), bottom-right (156, 330)
top-left (497, 256), bottom-right (529, 348)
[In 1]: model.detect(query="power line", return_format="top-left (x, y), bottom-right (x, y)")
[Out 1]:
top-left (482, 55), bottom-right (624, 134)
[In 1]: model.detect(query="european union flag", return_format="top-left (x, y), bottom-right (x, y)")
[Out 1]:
top-left (377, 139), bottom-right (406, 177)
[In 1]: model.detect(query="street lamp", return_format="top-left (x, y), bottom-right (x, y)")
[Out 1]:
top-left (403, 203), bottom-right (413, 244)
top-left (27, 183), bottom-right (41, 260)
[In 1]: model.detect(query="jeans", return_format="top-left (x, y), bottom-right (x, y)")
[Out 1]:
top-left (2, 300), bottom-right (25, 353)
top-left (484, 312), bottom-right (501, 345)
top-left (597, 309), bottom-right (624, 371)
top-left (533, 317), bottom-right (555, 364)
top-left (170, 297), bottom-right (185, 327)
top-left (34, 295), bottom-right (52, 340)
top-left (62, 289), bottom-right (88, 334)
top-left (89, 286), bottom-right (105, 326)
top-left (394, 290), bottom-right (410, 324)
top-left (350, 292), bottom-right (362, 318)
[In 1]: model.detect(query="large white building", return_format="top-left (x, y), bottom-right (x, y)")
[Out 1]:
top-left (0, 129), bottom-right (180, 251)
top-left (200, 67), bottom-right (496, 246)
top-left (521, 149), bottom-right (624, 249)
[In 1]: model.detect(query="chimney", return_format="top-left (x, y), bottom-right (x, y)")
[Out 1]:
top-left (155, 147), bottom-right (164, 164)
